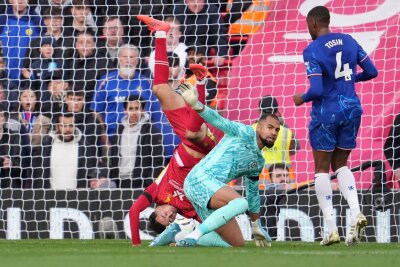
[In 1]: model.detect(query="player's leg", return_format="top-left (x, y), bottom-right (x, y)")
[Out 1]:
top-left (332, 118), bottom-right (366, 246)
top-left (214, 217), bottom-right (245, 247)
top-left (178, 186), bottom-right (248, 246)
top-left (313, 149), bottom-right (339, 246)
top-left (137, 15), bottom-right (185, 110)
top-left (185, 64), bottom-right (212, 143)
top-left (309, 121), bottom-right (339, 246)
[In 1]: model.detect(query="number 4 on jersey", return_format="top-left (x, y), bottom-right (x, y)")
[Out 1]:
top-left (335, 51), bottom-right (353, 81)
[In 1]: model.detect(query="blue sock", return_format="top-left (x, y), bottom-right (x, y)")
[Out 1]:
top-left (197, 231), bottom-right (231, 247)
top-left (198, 198), bottom-right (248, 235)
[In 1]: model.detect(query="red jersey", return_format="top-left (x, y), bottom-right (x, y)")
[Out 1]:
top-left (129, 145), bottom-right (201, 245)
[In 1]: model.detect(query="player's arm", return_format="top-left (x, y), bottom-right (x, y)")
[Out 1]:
top-left (176, 83), bottom-right (248, 136)
top-left (355, 44), bottom-right (378, 82)
top-left (129, 183), bottom-right (156, 246)
top-left (295, 48), bottom-right (324, 104)
top-left (245, 176), bottom-right (272, 247)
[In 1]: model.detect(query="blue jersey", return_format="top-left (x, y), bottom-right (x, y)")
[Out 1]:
top-left (0, 6), bottom-right (42, 82)
top-left (186, 107), bottom-right (265, 214)
top-left (303, 33), bottom-right (368, 123)
top-left (91, 70), bottom-right (178, 156)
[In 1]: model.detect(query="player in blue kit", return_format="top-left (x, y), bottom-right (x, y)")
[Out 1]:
top-left (293, 6), bottom-right (378, 246)
top-left (173, 82), bottom-right (280, 247)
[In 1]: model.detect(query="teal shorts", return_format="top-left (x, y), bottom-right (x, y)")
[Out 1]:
top-left (183, 172), bottom-right (226, 221)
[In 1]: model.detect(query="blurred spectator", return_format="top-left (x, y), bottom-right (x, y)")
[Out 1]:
top-left (24, 6), bottom-right (74, 71)
top-left (13, 88), bottom-right (40, 137)
top-left (71, 31), bottom-right (107, 102)
top-left (13, 87), bottom-right (54, 147)
top-left (31, 112), bottom-right (96, 189)
top-left (22, 36), bottom-right (70, 91)
top-left (0, 56), bottom-right (15, 91)
top-left (0, 104), bottom-right (27, 188)
top-left (384, 113), bottom-right (400, 182)
top-left (91, 44), bottom-right (176, 157)
top-left (34, 0), bottom-right (98, 31)
top-left (148, 17), bottom-right (187, 77)
top-left (0, 77), bottom-right (18, 112)
top-left (226, 0), bottom-right (269, 35)
top-left (254, 95), bottom-right (300, 168)
top-left (265, 163), bottom-right (293, 190)
top-left (34, 0), bottom-right (72, 17)
top-left (109, 95), bottom-right (164, 188)
top-left (65, 90), bottom-right (105, 157)
top-left (63, 0), bottom-right (97, 38)
top-left (40, 70), bottom-right (70, 120)
top-left (109, 0), bottom-right (168, 58)
top-left (0, 0), bottom-right (43, 82)
top-left (97, 16), bottom-right (127, 72)
top-left (173, 0), bottom-right (229, 66)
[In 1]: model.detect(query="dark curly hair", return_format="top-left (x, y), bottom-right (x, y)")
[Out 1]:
top-left (148, 211), bottom-right (166, 234)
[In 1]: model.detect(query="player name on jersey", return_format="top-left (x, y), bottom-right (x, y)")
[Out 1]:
top-left (324, 39), bottom-right (343, 49)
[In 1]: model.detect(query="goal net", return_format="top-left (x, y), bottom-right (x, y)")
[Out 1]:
top-left (0, 0), bottom-right (398, 243)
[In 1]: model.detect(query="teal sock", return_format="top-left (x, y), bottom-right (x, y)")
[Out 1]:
top-left (198, 198), bottom-right (248, 235)
top-left (197, 231), bottom-right (231, 247)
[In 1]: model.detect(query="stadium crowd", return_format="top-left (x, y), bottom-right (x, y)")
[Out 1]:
top-left (0, 0), bottom-right (269, 189)
top-left (0, 0), bottom-right (397, 194)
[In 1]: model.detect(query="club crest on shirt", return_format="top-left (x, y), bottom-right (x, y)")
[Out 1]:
top-left (25, 28), bottom-right (33, 36)
top-left (250, 161), bottom-right (258, 169)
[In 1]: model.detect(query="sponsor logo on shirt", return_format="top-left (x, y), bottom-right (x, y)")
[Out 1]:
top-left (172, 190), bottom-right (185, 201)
top-left (114, 96), bottom-right (126, 102)
top-left (169, 179), bottom-right (183, 191)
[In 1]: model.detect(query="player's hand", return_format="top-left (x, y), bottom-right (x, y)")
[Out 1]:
top-left (293, 93), bottom-right (305, 106)
top-left (176, 83), bottom-right (204, 111)
top-left (251, 219), bottom-right (272, 247)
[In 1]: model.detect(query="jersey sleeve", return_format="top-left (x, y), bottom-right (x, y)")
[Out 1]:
top-left (244, 176), bottom-right (260, 214)
top-left (302, 47), bottom-right (324, 102)
top-left (200, 106), bottom-right (252, 137)
top-left (355, 42), bottom-right (378, 82)
top-left (303, 47), bottom-right (322, 77)
top-left (356, 43), bottom-right (368, 64)
top-left (129, 183), bottom-right (156, 245)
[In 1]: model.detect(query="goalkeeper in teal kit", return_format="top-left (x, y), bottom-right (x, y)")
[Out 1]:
top-left (173, 83), bottom-right (281, 247)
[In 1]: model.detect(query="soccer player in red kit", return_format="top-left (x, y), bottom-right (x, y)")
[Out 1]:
top-left (129, 15), bottom-right (217, 246)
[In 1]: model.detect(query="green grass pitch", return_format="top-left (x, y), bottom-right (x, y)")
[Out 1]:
top-left (0, 240), bottom-right (398, 267)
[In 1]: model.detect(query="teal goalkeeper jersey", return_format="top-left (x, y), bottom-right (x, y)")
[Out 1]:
top-left (191, 106), bottom-right (265, 213)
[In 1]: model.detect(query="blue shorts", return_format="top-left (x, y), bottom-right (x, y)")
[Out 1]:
top-left (183, 172), bottom-right (226, 221)
top-left (309, 117), bottom-right (361, 151)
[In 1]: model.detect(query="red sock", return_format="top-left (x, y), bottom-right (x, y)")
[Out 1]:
top-left (154, 37), bottom-right (169, 86)
top-left (186, 83), bottom-right (206, 132)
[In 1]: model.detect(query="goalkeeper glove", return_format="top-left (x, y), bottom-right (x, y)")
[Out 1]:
top-left (251, 219), bottom-right (272, 247)
top-left (176, 83), bottom-right (204, 111)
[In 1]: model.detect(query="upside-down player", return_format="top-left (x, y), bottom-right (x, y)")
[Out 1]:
top-left (129, 15), bottom-right (229, 247)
